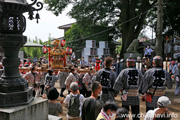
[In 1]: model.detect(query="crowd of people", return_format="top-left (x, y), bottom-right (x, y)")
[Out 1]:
top-left (0, 50), bottom-right (179, 120)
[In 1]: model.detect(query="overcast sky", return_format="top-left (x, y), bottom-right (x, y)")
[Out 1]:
top-left (23, 0), bottom-right (75, 42)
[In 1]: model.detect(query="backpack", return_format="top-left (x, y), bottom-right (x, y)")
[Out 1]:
top-left (68, 94), bottom-right (80, 117)
top-left (78, 74), bottom-right (85, 89)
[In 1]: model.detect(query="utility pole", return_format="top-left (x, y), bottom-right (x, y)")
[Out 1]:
top-left (155, 0), bottom-right (163, 56)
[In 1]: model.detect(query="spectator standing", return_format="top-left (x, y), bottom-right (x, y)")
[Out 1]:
top-left (144, 45), bottom-right (153, 59)
top-left (82, 81), bottom-right (103, 120)
top-left (80, 57), bottom-right (87, 66)
top-left (39, 73), bottom-right (45, 96)
top-left (164, 40), bottom-right (172, 59)
top-left (169, 61), bottom-right (175, 75)
top-left (33, 56), bottom-right (38, 62)
top-left (172, 59), bottom-right (179, 74)
top-left (92, 56), bottom-right (96, 63)
top-left (96, 101), bottom-right (119, 120)
top-left (95, 57), bottom-right (117, 103)
top-left (144, 96), bottom-right (171, 120)
top-left (174, 63), bottom-right (180, 96)
top-left (64, 82), bottom-right (85, 120)
top-left (47, 87), bottom-right (63, 116)
top-left (114, 57), bottom-right (144, 120)
top-left (140, 56), bottom-right (172, 112)
top-left (71, 52), bottom-right (76, 64)
top-left (115, 107), bottom-right (129, 120)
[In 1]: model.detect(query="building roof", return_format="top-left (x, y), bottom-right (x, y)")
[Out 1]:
top-left (58, 22), bottom-right (76, 29)
top-left (23, 42), bottom-right (43, 47)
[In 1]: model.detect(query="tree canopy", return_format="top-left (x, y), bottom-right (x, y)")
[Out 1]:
top-left (163, 0), bottom-right (180, 36)
top-left (44, 0), bottom-right (157, 57)
top-left (65, 23), bottom-right (116, 58)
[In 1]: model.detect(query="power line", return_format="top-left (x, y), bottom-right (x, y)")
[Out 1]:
top-left (65, 4), bottom-right (156, 44)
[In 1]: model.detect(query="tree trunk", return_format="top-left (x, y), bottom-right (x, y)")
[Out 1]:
top-left (120, 0), bottom-right (157, 58)
top-left (155, 0), bottom-right (163, 56)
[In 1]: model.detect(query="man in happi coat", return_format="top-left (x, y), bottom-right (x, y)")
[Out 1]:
top-left (113, 57), bottom-right (144, 120)
top-left (95, 57), bottom-right (116, 103)
top-left (140, 56), bottom-right (172, 112)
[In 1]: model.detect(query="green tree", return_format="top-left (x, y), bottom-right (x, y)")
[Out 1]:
top-left (44, 0), bottom-right (157, 57)
top-left (163, 0), bottom-right (180, 35)
top-left (65, 23), bottom-right (116, 58)
top-left (20, 37), bottom-right (44, 60)
top-left (115, 38), bottom-right (122, 54)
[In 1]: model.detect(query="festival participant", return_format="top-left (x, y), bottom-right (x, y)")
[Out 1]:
top-left (136, 56), bottom-right (142, 71)
top-left (78, 66), bottom-right (86, 96)
top-left (82, 81), bottom-right (103, 120)
top-left (113, 57), bottom-right (144, 120)
top-left (59, 67), bottom-right (69, 97)
top-left (23, 66), bottom-right (42, 97)
top-left (64, 82), bottom-right (85, 120)
top-left (24, 59), bottom-right (31, 67)
top-left (44, 68), bottom-right (60, 93)
top-left (65, 68), bottom-right (77, 94)
top-left (96, 101), bottom-right (119, 120)
top-left (95, 57), bottom-right (100, 71)
top-left (100, 57), bottom-right (104, 69)
top-left (95, 57), bottom-right (116, 103)
top-left (144, 96), bottom-right (171, 120)
top-left (19, 59), bottom-right (24, 68)
top-left (140, 56), bottom-right (172, 112)
top-left (141, 57), bottom-right (151, 74)
top-left (82, 70), bottom-right (92, 97)
top-left (114, 54), bottom-right (123, 78)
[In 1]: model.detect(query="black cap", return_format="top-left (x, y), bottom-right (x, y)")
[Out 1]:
top-left (47, 87), bottom-right (59, 100)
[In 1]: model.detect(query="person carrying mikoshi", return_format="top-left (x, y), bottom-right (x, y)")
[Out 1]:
top-left (140, 56), bottom-right (172, 112)
top-left (113, 57), bottom-right (144, 120)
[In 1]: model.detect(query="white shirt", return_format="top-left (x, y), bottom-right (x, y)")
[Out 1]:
top-left (65, 73), bottom-right (77, 90)
top-left (144, 48), bottom-right (153, 56)
top-left (144, 108), bottom-right (159, 120)
top-left (83, 73), bottom-right (92, 91)
top-left (64, 94), bottom-right (85, 119)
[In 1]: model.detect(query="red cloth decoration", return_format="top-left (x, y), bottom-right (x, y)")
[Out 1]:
top-left (95, 59), bottom-right (100, 71)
